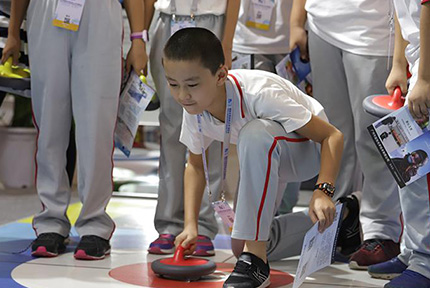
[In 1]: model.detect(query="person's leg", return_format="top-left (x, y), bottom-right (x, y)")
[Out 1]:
top-left (342, 52), bottom-right (402, 269)
top-left (226, 119), bottom-right (319, 287)
top-left (27, 0), bottom-right (73, 239)
top-left (71, 0), bottom-right (122, 245)
top-left (396, 177), bottom-right (430, 280)
top-left (308, 29), bottom-right (361, 199)
top-left (148, 13), bottom-right (222, 253)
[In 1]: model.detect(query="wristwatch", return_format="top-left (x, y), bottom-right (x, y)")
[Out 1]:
top-left (130, 30), bottom-right (149, 42)
top-left (314, 182), bottom-right (335, 198)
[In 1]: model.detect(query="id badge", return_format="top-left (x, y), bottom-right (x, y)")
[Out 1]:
top-left (170, 18), bottom-right (196, 36)
top-left (52, 0), bottom-right (86, 32)
top-left (212, 200), bottom-right (235, 231)
top-left (245, 0), bottom-right (275, 31)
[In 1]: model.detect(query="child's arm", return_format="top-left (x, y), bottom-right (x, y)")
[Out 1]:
top-left (295, 115), bottom-right (344, 232)
top-left (143, 0), bottom-right (156, 31)
top-left (174, 151), bottom-right (208, 253)
top-left (408, 2), bottom-right (430, 119)
top-left (221, 0), bottom-right (240, 69)
top-left (289, 0), bottom-right (308, 60)
top-left (1, 0), bottom-right (30, 65)
top-left (123, 0), bottom-right (147, 75)
top-left (386, 13), bottom-right (409, 95)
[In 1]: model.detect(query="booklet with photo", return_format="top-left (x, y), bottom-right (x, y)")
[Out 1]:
top-left (275, 47), bottom-right (313, 96)
top-left (368, 106), bottom-right (430, 188)
top-left (114, 71), bottom-right (155, 157)
top-left (293, 204), bottom-right (343, 288)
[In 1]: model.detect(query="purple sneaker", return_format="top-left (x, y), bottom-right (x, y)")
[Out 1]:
top-left (368, 257), bottom-right (408, 280)
top-left (193, 235), bottom-right (215, 257)
top-left (385, 270), bottom-right (430, 288)
top-left (148, 234), bottom-right (175, 255)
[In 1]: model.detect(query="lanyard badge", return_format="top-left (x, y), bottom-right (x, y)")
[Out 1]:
top-left (52, 0), bottom-right (86, 31)
top-left (197, 81), bottom-right (236, 231)
top-left (246, 0), bottom-right (275, 31)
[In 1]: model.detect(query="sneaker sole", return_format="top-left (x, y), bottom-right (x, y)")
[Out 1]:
top-left (31, 246), bottom-right (59, 258)
top-left (193, 249), bottom-right (215, 257)
top-left (349, 261), bottom-right (368, 270)
top-left (257, 277), bottom-right (271, 288)
top-left (74, 248), bottom-right (111, 260)
top-left (147, 247), bottom-right (175, 255)
top-left (368, 272), bottom-right (402, 280)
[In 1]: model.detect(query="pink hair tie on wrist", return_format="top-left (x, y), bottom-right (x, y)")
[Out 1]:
top-left (130, 30), bottom-right (149, 42)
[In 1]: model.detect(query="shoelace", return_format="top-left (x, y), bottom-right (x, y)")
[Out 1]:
top-left (363, 239), bottom-right (391, 256)
top-left (0, 233), bottom-right (66, 255)
top-left (233, 260), bottom-right (252, 275)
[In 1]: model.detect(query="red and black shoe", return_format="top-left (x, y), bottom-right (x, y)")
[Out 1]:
top-left (74, 235), bottom-right (111, 260)
top-left (349, 239), bottom-right (400, 270)
top-left (31, 233), bottom-right (68, 257)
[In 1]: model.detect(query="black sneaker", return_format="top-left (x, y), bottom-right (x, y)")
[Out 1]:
top-left (223, 252), bottom-right (270, 288)
top-left (74, 235), bottom-right (111, 260)
top-left (336, 194), bottom-right (362, 258)
top-left (31, 233), bottom-right (68, 257)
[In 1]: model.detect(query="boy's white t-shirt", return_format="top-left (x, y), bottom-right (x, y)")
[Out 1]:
top-left (154, 0), bottom-right (227, 16)
top-left (393, 0), bottom-right (421, 86)
top-left (232, 0), bottom-right (292, 55)
top-left (179, 69), bottom-right (328, 154)
top-left (305, 0), bottom-right (393, 56)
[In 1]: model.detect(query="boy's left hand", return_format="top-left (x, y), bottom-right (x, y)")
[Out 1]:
top-left (309, 189), bottom-right (335, 233)
top-left (126, 39), bottom-right (148, 75)
top-left (408, 79), bottom-right (430, 120)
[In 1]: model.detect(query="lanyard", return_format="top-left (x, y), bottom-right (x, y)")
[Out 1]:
top-left (171, 0), bottom-right (199, 20)
top-left (197, 81), bottom-right (234, 202)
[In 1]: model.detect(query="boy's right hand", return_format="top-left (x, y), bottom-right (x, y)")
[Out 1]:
top-left (1, 35), bottom-right (21, 65)
top-left (386, 65), bottom-right (408, 96)
top-left (174, 226), bottom-right (198, 255)
top-left (289, 26), bottom-right (308, 61)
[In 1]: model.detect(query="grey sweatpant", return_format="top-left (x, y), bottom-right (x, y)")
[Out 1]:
top-left (28, 0), bottom-right (122, 239)
top-left (308, 30), bottom-right (402, 242)
top-left (149, 12), bottom-right (224, 238)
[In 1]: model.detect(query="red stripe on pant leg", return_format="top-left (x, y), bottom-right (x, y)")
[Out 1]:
top-left (31, 110), bottom-right (44, 236)
top-left (255, 136), bottom-right (309, 240)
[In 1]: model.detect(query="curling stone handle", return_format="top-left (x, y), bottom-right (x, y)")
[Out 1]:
top-left (392, 87), bottom-right (402, 104)
top-left (173, 245), bottom-right (186, 262)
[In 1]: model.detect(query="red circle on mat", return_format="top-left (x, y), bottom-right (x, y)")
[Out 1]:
top-left (109, 262), bottom-right (294, 288)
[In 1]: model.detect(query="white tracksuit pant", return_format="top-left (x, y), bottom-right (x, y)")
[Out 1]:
top-left (27, 0), bottom-right (122, 239)
top-left (232, 119), bottom-right (320, 241)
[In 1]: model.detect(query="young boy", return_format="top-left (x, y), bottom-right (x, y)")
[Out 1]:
top-left (163, 27), bottom-right (343, 288)
top-left (367, 1), bottom-right (430, 287)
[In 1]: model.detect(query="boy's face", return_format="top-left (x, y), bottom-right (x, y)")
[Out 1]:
top-left (163, 58), bottom-right (226, 115)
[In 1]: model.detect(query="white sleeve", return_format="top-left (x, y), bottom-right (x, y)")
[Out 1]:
top-left (249, 83), bottom-right (313, 133)
top-left (179, 110), bottom-right (214, 155)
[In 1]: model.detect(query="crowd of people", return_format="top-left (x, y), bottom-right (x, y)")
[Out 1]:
top-left (0, 0), bottom-right (429, 287)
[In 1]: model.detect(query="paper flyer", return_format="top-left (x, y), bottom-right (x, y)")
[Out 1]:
top-left (293, 204), bottom-right (343, 288)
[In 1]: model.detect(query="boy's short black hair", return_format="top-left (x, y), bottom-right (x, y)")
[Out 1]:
top-left (163, 27), bottom-right (225, 75)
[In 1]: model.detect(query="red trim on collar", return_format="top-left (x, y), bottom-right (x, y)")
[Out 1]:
top-left (422, 0), bottom-right (430, 4)
top-left (228, 74), bottom-right (245, 118)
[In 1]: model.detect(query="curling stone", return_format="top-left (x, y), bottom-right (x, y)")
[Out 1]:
top-left (363, 87), bottom-right (404, 117)
top-left (0, 57), bottom-right (30, 90)
top-left (151, 245), bottom-right (216, 281)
